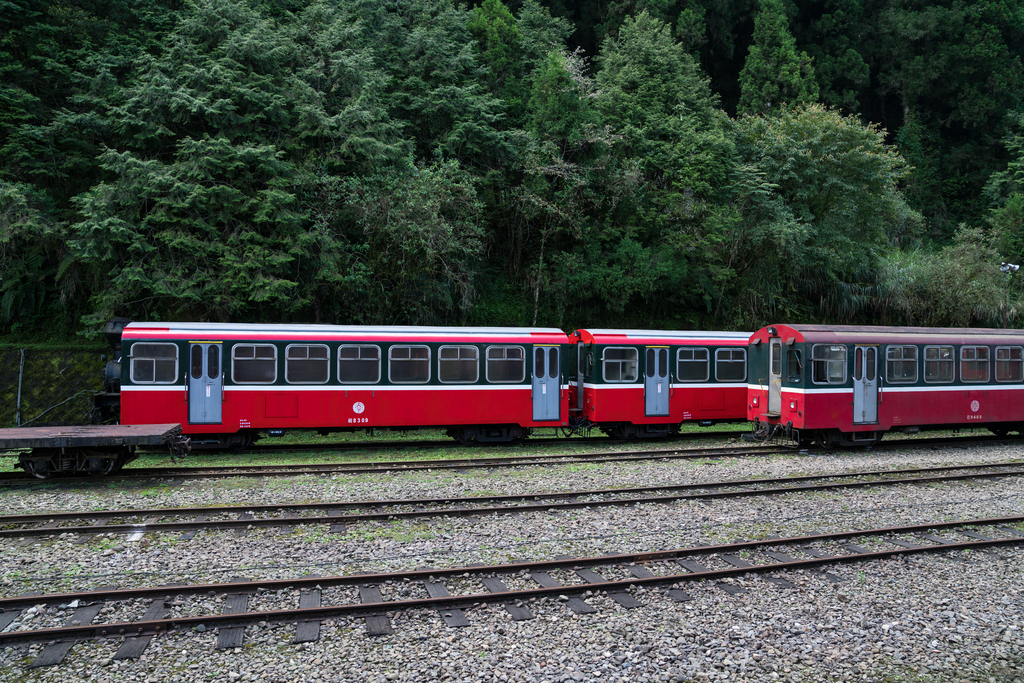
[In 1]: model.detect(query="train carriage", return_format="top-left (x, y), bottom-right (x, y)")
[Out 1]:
top-left (121, 323), bottom-right (572, 446)
top-left (571, 329), bottom-right (751, 438)
top-left (747, 324), bottom-right (1024, 446)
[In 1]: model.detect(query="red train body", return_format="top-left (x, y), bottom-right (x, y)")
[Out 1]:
top-left (120, 323), bottom-right (751, 446)
top-left (747, 324), bottom-right (1024, 446)
top-left (572, 329), bottom-right (751, 438)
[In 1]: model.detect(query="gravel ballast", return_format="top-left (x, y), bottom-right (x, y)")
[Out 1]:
top-left (0, 441), bottom-right (1022, 682)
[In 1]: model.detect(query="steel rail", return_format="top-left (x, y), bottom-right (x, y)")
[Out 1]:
top-left (2, 462), bottom-right (1023, 537)
top-left (0, 444), bottom-right (787, 484)
top-left (0, 517), bottom-right (1021, 646)
top-left (231, 430), bottom-right (750, 454)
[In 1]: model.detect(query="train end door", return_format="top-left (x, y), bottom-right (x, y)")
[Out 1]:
top-left (644, 347), bottom-right (669, 416)
top-left (532, 346), bottom-right (560, 421)
top-left (768, 339), bottom-right (782, 416)
top-left (188, 342), bottom-right (223, 424)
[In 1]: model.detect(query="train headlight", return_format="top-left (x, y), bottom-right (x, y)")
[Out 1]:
top-left (789, 400), bottom-right (797, 410)
top-left (752, 396), bottom-right (759, 407)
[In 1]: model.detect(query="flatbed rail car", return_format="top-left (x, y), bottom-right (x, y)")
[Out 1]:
top-left (572, 329), bottom-right (751, 438)
top-left (0, 423), bottom-right (186, 477)
top-left (121, 323), bottom-right (572, 446)
top-left (747, 324), bottom-right (1024, 446)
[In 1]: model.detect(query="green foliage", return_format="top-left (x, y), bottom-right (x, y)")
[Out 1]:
top-left (737, 0), bottom-right (819, 115)
top-left (0, 0), bottom-right (1022, 335)
top-left (344, 159), bottom-right (485, 324)
top-left (727, 104), bottom-right (922, 324)
top-left (0, 182), bottom-right (70, 325)
top-left (877, 227), bottom-right (1006, 327)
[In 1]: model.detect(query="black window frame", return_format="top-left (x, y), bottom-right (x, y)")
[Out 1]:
top-left (231, 343), bottom-right (278, 384)
top-left (961, 345), bottom-right (990, 384)
top-left (995, 346), bottom-right (1023, 383)
top-left (923, 345), bottom-right (954, 384)
top-left (885, 345), bottom-right (918, 384)
top-left (130, 342), bottom-right (179, 384)
top-left (485, 345), bottom-right (526, 383)
top-left (337, 344), bottom-right (381, 384)
top-left (602, 346), bottom-right (638, 383)
top-left (438, 345), bottom-right (479, 384)
top-left (677, 348), bottom-right (709, 382)
top-left (715, 348), bottom-right (747, 382)
top-left (811, 344), bottom-right (847, 385)
top-left (284, 343), bottom-right (330, 385)
top-left (388, 345), bottom-right (430, 384)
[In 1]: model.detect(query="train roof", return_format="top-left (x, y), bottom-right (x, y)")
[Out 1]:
top-left (123, 322), bottom-right (569, 342)
top-left (751, 324), bottom-right (1024, 345)
top-left (575, 329), bottom-right (750, 344)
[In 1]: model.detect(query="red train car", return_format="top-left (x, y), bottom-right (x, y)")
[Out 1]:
top-left (747, 324), bottom-right (1024, 446)
top-left (121, 323), bottom-right (571, 446)
top-left (571, 329), bottom-right (751, 438)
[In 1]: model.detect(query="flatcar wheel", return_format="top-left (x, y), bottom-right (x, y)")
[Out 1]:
top-left (23, 460), bottom-right (50, 479)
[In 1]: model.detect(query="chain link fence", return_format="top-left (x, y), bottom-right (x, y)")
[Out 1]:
top-left (0, 348), bottom-right (107, 428)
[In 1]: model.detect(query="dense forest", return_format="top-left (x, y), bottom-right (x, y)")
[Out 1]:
top-left (1, 0), bottom-right (1023, 339)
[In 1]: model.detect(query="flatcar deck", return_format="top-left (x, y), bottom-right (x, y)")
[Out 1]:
top-left (0, 424), bottom-right (185, 478)
top-left (0, 424), bottom-right (181, 450)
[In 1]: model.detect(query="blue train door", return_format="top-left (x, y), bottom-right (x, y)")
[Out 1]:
top-left (189, 342), bottom-right (223, 424)
top-left (532, 346), bottom-right (560, 421)
top-left (644, 347), bottom-right (669, 416)
top-left (853, 345), bottom-right (878, 424)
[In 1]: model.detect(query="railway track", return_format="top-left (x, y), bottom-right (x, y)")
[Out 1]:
top-left (1, 431), bottom-right (1019, 486)
top-left (0, 443), bottom-right (787, 485)
top-left (2, 516), bottom-right (1021, 665)
top-left (210, 429), bottom-right (750, 455)
top-left (3, 461), bottom-right (1022, 538)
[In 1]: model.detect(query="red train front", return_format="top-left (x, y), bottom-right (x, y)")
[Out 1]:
top-left (121, 323), bottom-right (571, 446)
top-left (747, 324), bottom-right (1024, 446)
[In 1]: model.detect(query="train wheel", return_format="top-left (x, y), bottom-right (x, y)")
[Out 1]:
top-left (23, 460), bottom-right (50, 479)
top-left (989, 427), bottom-right (1010, 438)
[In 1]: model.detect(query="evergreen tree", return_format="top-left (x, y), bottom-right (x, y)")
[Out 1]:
top-left (737, 0), bottom-right (819, 115)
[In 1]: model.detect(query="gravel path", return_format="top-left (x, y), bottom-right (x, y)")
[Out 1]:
top-left (0, 441), bottom-right (1022, 682)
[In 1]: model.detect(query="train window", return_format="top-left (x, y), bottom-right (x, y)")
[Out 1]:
top-left (131, 343), bottom-right (178, 384)
top-left (715, 348), bottom-right (746, 382)
top-left (885, 345), bottom-right (918, 384)
top-left (389, 345), bottom-right (430, 383)
top-left (232, 344), bottom-right (277, 383)
top-left (486, 346), bottom-right (525, 383)
top-left (338, 345), bottom-right (380, 383)
top-left (285, 344), bottom-right (329, 384)
top-left (190, 345), bottom-right (203, 380)
top-left (961, 346), bottom-right (990, 383)
top-left (439, 345), bottom-right (478, 383)
top-left (646, 349), bottom-right (655, 378)
top-left (996, 346), bottom-right (1023, 382)
top-left (811, 344), bottom-right (846, 384)
top-left (924, 346), bottom-right (954, 383)
top-left (786, 350), bottom-right (802, 382)
top-left (603, 347), bottom-right (638, 382)
top-left (208, 346), bottom-right (220, 378)
top-left (677, 348), bottom-right (709, 382)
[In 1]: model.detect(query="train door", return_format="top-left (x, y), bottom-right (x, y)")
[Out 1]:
top-left (644, 347), bottom-right (670, 416)
top-left (575, 341), bottom-right (584, 410)
top-left (189, 342), bottom-right (223, 424)
top-left (768, 340), bottom-right (782, 415)
top-left (532, 346), bottom-right (560, 421)
top-left (853, 345), bottom-right (878, 424)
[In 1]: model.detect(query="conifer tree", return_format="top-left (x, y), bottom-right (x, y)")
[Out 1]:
top-left (737, 0), bottom-right (818, 115)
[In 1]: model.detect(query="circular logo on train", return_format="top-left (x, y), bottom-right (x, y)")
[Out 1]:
top-left (352, 401), bottom-right (365, 414)
top-left (970, 400), bottom-right (980, 413)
